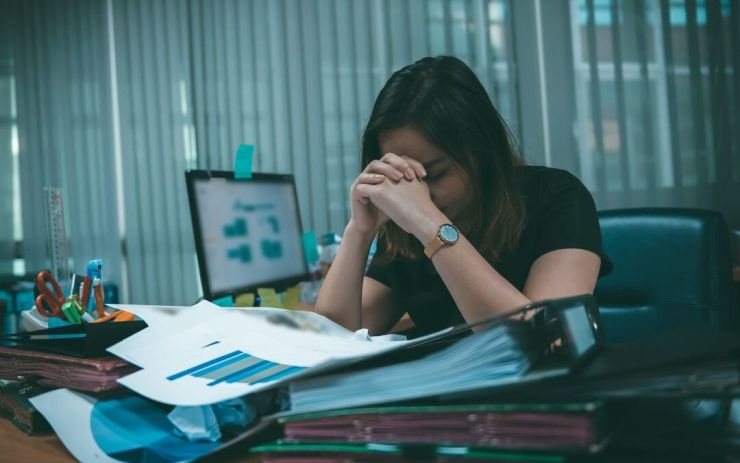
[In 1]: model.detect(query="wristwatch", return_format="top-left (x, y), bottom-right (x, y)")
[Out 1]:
top-left (424, 223), bottom-right (460, 258)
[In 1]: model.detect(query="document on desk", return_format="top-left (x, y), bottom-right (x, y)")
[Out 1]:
top-left (30, 388), bottom-right (220, 462)
top-left (107, 301), bottom-right (449, 406)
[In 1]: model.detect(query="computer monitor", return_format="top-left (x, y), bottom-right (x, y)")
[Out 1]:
top-left (185, 170), bottom-right (309, 300)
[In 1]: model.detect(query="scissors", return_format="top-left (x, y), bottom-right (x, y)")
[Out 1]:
top-left (35, 271), bottom-right (84, 324)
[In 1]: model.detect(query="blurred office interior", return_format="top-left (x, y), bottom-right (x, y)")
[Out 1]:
top-left (0, 0), bottom-right (738, 305)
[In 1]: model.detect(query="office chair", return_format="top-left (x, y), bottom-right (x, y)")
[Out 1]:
top-left (595, 208), bottom-right (737, 344)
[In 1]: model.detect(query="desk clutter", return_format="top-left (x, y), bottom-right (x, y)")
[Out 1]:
top-left (0, 291), bottom-right (739, 461)
top-left (0, 381), bottom-right (52, 435)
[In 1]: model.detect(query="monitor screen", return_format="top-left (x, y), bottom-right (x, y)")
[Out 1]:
top-left (186, 171), bottom-right (309, 299)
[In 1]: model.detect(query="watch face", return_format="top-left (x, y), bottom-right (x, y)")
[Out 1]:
top-left (439, 224), bottom-right (459, 243)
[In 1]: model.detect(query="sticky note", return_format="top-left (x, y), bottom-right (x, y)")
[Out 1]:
top-left (211, 295), bottom-right (233, 307)
top-left (284, 285), bottom-right (301, 309)
top-left (234, 144), bottom-right (254, 179)
top-left (302, 231), bottom-right (319, 264)
top-left (257, 288), bottom-right (283, 308)
top-left (234, 293), bottom-right (256, 307)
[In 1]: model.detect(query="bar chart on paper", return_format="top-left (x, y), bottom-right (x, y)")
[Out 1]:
top-left (166, 349), bottom-right (306, 386)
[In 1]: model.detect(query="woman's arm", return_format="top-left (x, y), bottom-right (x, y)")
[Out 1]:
top-left (313, 223), bottom-right (402, 333)
top-left (313, 223), bottom-right (372, 330)
top-left (415, 211), bottom-right (600, 326)
top-left (313, 155), bottom-right (424, 332)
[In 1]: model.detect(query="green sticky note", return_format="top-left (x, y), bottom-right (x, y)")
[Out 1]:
top-left (235, 292), bottom-right (256, 307)
top-left (234, 144), bottom-right (254, 179)
top-left (302, 231), bottom-right (319, 264)
top-left (257, 288), bottom-right (283, 308)
top-left (212, 295), bottom-right (233, 307)
top-left (284, 285), bottom-right (301, 309)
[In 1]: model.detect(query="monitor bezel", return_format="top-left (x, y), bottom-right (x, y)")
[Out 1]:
top-left (185, 169), bottom-right (310, 301)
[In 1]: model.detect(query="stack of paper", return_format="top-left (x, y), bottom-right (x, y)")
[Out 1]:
top-left (104, 301), bottom-right (447, 406)
top-left (290, 322), bottom-right (538, 413)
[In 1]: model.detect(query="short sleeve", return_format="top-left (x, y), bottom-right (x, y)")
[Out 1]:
top-left (535, 170), bottom-right (613, 276)
top-left (365, 254), bottom-right (391, 286)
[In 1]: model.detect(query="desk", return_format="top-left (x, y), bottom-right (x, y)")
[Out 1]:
top-left (0, 416), bottom-right (262, 463)
top-left (0, 418), bottom-right (72, 463)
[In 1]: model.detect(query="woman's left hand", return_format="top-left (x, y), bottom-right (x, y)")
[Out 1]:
top-left (354, 154), bottom-right (446, 241)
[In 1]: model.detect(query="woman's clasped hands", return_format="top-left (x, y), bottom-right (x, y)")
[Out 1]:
top-left (349, 152), bottom-right (440, 239)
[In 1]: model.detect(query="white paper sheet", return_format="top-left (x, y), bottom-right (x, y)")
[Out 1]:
top-left (31, 389), bottom-right (123, 463)
top-left (31, 389), bottom-right (221, 462)
top-left (107, 301), bottom-right (431, 406)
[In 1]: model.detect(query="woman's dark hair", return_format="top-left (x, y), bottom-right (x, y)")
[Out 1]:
top-left (361, 55), bottom-right (526, 263)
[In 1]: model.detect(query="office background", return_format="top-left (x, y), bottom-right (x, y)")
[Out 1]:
top-left (0, 0), bottom-right (738, 306)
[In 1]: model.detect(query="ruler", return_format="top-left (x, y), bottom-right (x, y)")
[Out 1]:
top-left (43, 187), bottom-right (70, 284)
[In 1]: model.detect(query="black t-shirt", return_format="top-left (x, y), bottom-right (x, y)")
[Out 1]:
top-left (365, 165), bottom-right (613, 335)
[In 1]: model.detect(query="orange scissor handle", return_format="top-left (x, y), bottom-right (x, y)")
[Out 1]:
top-left (92, 310), bottom-right (135, 323)
top-left (35, 271), bottom-right (66, 318)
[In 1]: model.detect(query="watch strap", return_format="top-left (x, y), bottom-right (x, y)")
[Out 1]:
top-left (424, 235), bottom-right (446, 259)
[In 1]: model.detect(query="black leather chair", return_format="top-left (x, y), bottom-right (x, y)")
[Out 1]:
top-left (595, 208), bottom-right (737, 344)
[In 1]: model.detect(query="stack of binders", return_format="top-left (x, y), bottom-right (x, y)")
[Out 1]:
top-left (251, 295), bottom-right (613, 462)
top-left (0, 381), bottom-right (52, 435)
top-left (0, 345), bottom-right (136, 392)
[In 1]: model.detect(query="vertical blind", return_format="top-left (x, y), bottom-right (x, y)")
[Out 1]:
top-left (4, 0), bottom-right (517, 304)
top-left (571, 0), bottom-right (739, 223)
top-left (6, 0), bottom-right (123, 287)
top-left (188, 0), bottom-right (518, 236)
top-left (3, 0), bottom-right (737, 305)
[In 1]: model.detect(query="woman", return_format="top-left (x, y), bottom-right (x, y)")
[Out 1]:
top-left (314, 56), bottom-right (612, 336)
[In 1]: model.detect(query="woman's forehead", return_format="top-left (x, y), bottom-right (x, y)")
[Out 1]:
top-left (378, 127), bottom-right (449, 165)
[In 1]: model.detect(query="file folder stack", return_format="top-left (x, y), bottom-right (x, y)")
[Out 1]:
top-left (0, 381), bottom-right (52, 435)
top-left (252, 441), bottom-right (570, 462)
top-left (289, 321), bottom-right (538, 414)
top-left (0, 346), bottom-right (136, 392)
top-left (280, 402), bottom-right (608, 452)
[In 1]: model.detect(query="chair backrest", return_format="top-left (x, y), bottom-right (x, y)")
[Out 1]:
top-left (595, 208), bottom-right (737, 343)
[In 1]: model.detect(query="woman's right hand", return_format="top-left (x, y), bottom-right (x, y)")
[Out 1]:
top-left (349, 153), bottom-right (427, 236)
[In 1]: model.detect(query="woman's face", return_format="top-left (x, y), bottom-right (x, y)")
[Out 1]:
top-left (378, 126), bottom-right (474, 226)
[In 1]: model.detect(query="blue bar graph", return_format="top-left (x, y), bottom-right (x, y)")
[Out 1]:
top-left (166, 348), bottom-right (306, 387)
top-left (207, 360), bottom-right (275, 386)
top-left (254, 365), bottom-right (304, 384)
top-left (191, 353), bottom-right (251, 377)
top-left (166, 350), bottom-right (242, 381)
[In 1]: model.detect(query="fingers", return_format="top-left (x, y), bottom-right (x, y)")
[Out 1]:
top-left (400, 155), bottom-right (427, 179)
top-left (357, 172), bottom-right (386, 185)
top-left (354, 183), bottom-right (377, 205)
top-left (363, 152), bottom-right (428, 183)
top-left (366, 159), bottom-right (405, 181)
top-left (354, 173), bottom-right (385, 205)
top-left (380, 152), bottom-right (426, 180)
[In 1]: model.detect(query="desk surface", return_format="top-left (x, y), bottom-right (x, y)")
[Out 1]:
top-left (0, 418), bottom-right (73, 463)
top-left (0, 417), bottom-right (262, 463)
